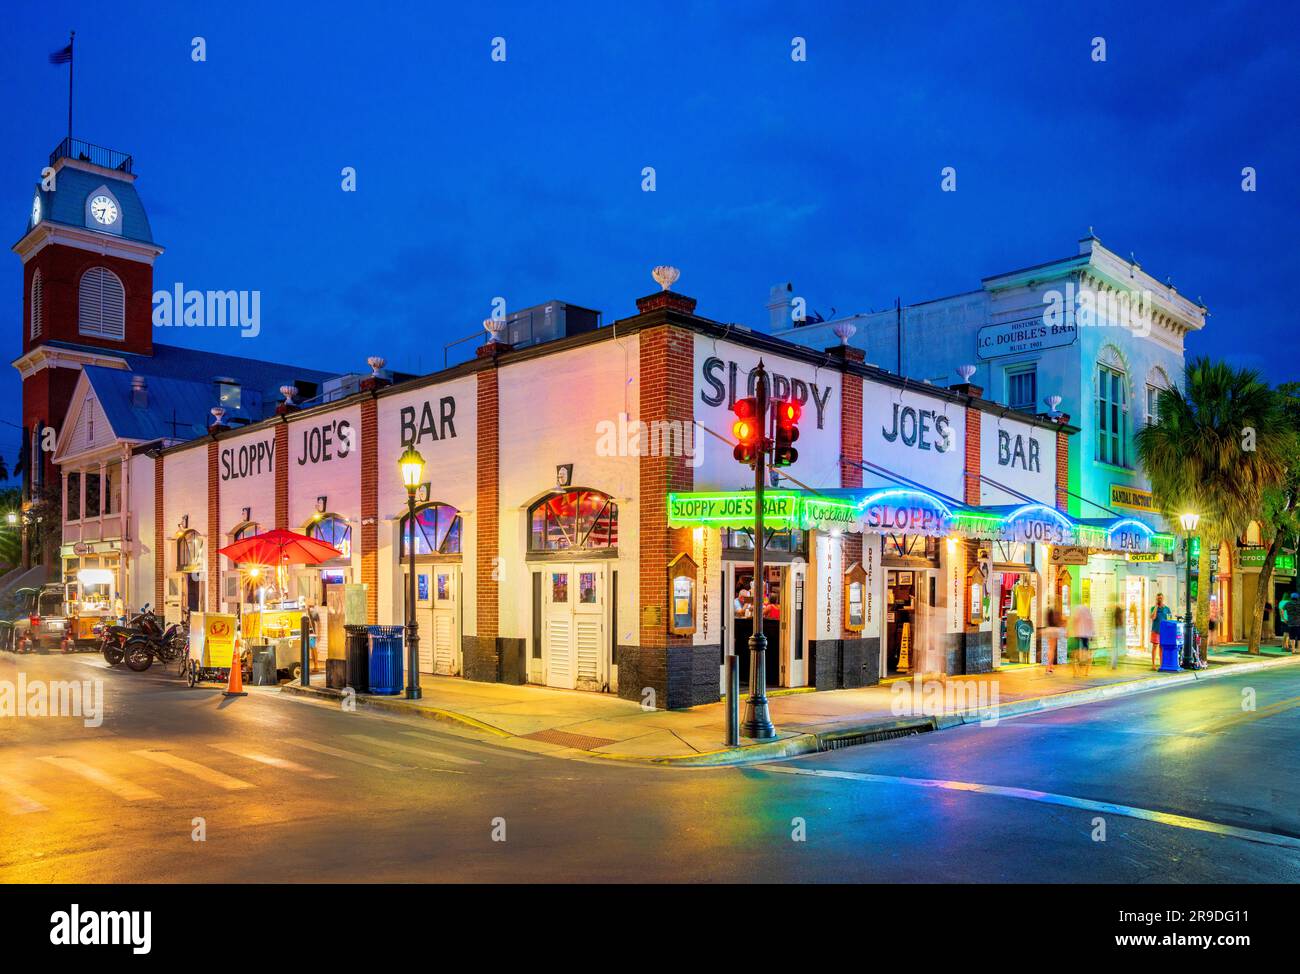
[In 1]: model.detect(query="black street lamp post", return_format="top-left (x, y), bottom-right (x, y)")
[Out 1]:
top-left (400, 446), bottom-right (425, 700)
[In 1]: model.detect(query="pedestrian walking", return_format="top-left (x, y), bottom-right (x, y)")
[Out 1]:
top-left (1069, 602), bottom-right (1095, 677)
top-left (1110, 603), bottom-right (1125, 670)
top-left (1041, 605), bottom-right (1063, 674)
top-left (1149, 593), bottom-right (1172, 669)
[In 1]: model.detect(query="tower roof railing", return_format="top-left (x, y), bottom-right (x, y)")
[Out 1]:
top-left (48, 137), bottom-right (133, 174)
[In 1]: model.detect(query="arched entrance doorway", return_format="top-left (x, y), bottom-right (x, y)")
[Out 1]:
top-left (398, 502), bottom-right (464, 675)
top-left (527, 488), bottom-right (616, 691)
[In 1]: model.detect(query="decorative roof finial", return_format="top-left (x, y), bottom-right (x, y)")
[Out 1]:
top-left (652, 265), bottom-right (680, 291)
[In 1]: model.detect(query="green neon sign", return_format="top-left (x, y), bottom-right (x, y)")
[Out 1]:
top-left (667, 491), bottom-right (801, 528)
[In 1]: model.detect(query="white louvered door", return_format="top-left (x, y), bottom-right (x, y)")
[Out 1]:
top-left (543, 564), bottom-right (606, 692)
top-left (432, 567), bottom-right (458, 675)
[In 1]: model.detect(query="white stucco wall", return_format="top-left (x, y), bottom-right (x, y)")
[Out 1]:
top-left (497, 337), bottom-right (641, 652)
top-left (376, 376), bottom-right (478, 630)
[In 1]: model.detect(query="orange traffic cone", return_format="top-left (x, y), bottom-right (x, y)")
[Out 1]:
top-left (224, 639), bottom-right (247, 697)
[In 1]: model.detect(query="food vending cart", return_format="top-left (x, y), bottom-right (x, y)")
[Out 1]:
top-left (64, 568), bottom-right (119, 649)
top-left (242, 604), bottom-right (310, 681)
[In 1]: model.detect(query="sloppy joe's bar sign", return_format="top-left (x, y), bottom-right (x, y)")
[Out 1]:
top-left (220, 437), bottom-right (274, 482)
top-left (862, 493), bottom-right (953, 537)
top-left (667, 491), bottom-right (800, 529)
top-left (699, 355), bottom-right (834, 429)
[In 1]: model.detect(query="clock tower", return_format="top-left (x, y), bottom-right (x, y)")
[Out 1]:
top-left (12, 138), bottom-right (163, 499)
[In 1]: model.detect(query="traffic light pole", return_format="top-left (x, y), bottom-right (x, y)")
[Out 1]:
top-left (741, 362), bottom-right (777, 740)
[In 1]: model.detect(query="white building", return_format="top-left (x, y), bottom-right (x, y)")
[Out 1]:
top-left (773, 234), bottom-right (1207, 660)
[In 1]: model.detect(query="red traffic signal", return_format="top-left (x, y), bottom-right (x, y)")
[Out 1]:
top-left (773, 397), bottom-right (800, 467)
top-left (733, 396), bottom-right (760, 465)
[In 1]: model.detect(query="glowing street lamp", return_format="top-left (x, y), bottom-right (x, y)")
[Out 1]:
top-left (1179, 512), bottom-right (1200, 667)
top-left (399, 446), bottom-right (425, 699)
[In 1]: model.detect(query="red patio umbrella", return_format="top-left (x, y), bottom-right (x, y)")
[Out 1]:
top-left (218, 528), bottom-right (341, 567)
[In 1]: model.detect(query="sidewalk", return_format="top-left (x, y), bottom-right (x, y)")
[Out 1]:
top-left (281, 645), bottom-right (1300, 767)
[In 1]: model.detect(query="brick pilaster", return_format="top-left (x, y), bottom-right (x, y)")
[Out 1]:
top-left (638, 326), bottom-right (694, 654)
top-left (207, 441), bottom-right (220, 611)
top-left (964, 407), bottom-right (982, 506)
top-left (154, 455), bottom-right (164, 610)
top-left (360, 397), bottom-right (379, 624)
top-left (274, 422), bottom-right (289, 530)
top-left (476, 364), bottom-right (500, 644)
top-left (1054, 414), bottom-right (1071, 514)
top-left (830, 347), bottom-right (865, 639)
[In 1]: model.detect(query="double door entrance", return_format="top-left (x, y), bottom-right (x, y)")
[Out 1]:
top-left (539, 563), bottom-right (608, 691)
top-left (402, 564), bottom-right (462, 675)
top-left (724, 561), bottom-right (807, 690)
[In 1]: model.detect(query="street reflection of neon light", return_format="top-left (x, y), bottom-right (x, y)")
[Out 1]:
top-left (857, 488), bottom-right (954, 517)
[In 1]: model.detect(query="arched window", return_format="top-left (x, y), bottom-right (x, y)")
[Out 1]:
top-left (78, 266), bottom-right (126, 340)
top-left (30, 269), bottom-right (43, 339)
top-left (307, 515), bottom-right (352, 560)
top-left (176, 531), bottom-right (204, 572)
top-left (400, 503), bottom-right (462, 557)
top-left (232, 522), bottom-right (260, 542)
top-left (529, 490), bottom-right (618, 552)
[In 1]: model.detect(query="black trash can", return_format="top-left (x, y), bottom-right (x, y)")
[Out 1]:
top-left (250, 645), bottom-right (278, 686)
top-left (345, 624), bottom-right (370, 694)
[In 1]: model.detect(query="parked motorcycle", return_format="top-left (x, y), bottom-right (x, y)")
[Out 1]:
top-left (123, 616), bottom-right (188, 673)
top-left (100, 605), bottom-right (168, 668)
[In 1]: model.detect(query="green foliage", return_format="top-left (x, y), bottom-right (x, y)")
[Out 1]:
top-left (1135, 358), bottom-right (1293, 641)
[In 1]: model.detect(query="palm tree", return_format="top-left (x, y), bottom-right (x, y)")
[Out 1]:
top-left (1136, 358), bottom-right (1291, 653)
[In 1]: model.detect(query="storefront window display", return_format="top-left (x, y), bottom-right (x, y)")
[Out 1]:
top-left (529, 490), bottom-right (618, 552)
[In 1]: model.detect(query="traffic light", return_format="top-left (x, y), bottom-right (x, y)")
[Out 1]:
top-left (772, 398), bottom-right (800, 467)
top-left (732, 396), bottom-right (760, 466)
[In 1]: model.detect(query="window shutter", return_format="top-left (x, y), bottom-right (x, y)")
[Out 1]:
top-left (30, 270), bottom-right (43, 339)
top-left (78, 266), bottom-right (126, 340)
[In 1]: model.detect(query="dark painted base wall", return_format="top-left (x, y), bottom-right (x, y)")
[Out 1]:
top-left (461, 635), bottom-right (528, 685)
top-left (616, 643), bottom-right (720, 709)
top-left (810, 636), bottom-right (881, 690)
top-left (964, 631), bottom-right (994, 674)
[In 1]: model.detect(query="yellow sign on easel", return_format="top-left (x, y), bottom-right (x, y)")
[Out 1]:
top-left (202, 613), bottom-right (237, 668)
top-left (898, 622), bottom-right (911, 671)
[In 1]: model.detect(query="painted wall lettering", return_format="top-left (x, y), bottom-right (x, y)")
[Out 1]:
top-left (296, 419), bottom-right (353, 465)
top-left (997, 429), bottom-right (1040, 472)
top-left (220, 439), bottom-right (274, 482)
top-left (880, 403), bottom-right (953, 453)
top-left (399, 397), bottom-right (458, 447)
top-left (699, 356), bottom-right (832, 430)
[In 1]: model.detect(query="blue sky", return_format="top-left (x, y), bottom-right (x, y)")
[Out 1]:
top-left (3, 0), bottom-right (1298, 475)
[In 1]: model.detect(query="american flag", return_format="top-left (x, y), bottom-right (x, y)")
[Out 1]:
top-left (49, 44), bottom-right (73, 65)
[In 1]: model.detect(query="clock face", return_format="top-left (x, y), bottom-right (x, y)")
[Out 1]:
top-left (31, 195), bottom-right (40, 225)
top-left (89, 195), bottom-right (118, 226)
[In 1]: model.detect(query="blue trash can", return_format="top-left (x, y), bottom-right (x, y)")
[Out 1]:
top-left (368, 625), bottom-right (405, 695)
top-left (1158, 619), bottom-right (1182, 672)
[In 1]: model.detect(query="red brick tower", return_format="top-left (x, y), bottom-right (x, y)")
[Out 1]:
top-left (11, 139), bottom-right (162, 499)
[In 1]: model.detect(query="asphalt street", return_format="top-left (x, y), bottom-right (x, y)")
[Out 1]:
top-left (2, 651), bottom-right (1298, 882)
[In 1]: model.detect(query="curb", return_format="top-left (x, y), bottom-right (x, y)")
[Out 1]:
top-left (279, 682), bottom-right (512, 738)
top-left (278, 653), bottom-right (1300, 769)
